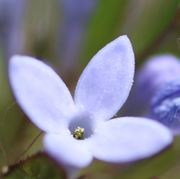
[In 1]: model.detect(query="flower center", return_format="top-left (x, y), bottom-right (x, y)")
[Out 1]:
top-left (73, 126), bottom-right (85, 140)
top-left (68, 112), bottom-right (94, 140)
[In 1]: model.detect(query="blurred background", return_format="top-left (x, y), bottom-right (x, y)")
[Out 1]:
top-left (0, 0), bottom-right (180, 178)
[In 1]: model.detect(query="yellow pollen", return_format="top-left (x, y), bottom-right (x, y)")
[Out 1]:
top-left (73, 127), bottom-right (85, 140)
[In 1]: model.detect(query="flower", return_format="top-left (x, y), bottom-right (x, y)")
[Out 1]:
top-left (9, 36), bottom-right (173, 169)
top-left (134, 54), bottom-right (180, 134)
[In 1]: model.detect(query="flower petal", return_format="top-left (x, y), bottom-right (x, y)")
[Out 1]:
top-left (9, 55), bottom-right (75, 132)
top-left (74, 35), bottom-right (135, 121)
top-left (90, 117), bottom-right (173, 163)
top-left (43, 132), bottom-right (93, 168)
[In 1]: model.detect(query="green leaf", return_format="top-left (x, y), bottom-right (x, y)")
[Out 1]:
top-left (2, 153), bottom-right (66, 179)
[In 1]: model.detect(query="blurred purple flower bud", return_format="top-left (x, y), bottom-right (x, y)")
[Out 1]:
top-left (137, 55), bottom-right (180, 104)
top-left (58, 0), bottom-right (98, 73)
top-left (135, 54), bottom-right (180, 134)
top-left (0, 0), bottom-right (26, 59)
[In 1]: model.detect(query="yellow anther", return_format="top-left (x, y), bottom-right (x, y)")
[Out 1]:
top-left (73, 127), bottom-right (85, 140)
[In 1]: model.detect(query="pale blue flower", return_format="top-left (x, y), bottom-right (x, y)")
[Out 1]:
top-left (9, 36), bottom-right (172, 169)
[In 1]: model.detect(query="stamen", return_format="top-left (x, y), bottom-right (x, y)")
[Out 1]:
top-left (73, 127), bottom-right (85, 140)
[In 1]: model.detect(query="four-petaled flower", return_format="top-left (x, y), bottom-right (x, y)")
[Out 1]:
top-left (9, 35), bottom-right (173, 169)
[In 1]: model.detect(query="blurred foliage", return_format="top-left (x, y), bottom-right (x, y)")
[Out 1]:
top-left (121, 0), bottom-right (180, 60)
top-left (84, 0), bottom-right (180, 68)
top-left (0, 0), bottom-right (180, 178)
top-left (23, 0), bottom-right (59, 61)
top-left (2, 153), bottom-right (66, 179)
top-left (2, 137), bottom-right (180, 179)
